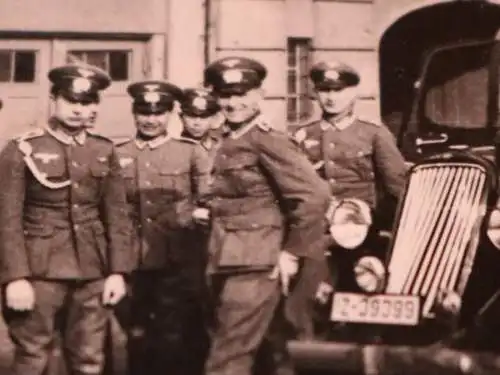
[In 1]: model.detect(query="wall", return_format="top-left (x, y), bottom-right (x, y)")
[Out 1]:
top-left (0, 0), bottom-right (167, 34)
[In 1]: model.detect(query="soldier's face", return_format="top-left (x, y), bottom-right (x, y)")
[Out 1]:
top-left (217, 88), bottom-right (262, 123)
top-left (53, 95), bottom-right (98, 129)
top-left (317, 86), bottom-right (358, 115)
top-left (182, 115), bottom-right (213, 139)
top-left (134, 112), bottom-right (170, 138)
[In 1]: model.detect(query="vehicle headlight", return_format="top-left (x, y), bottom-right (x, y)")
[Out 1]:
top-left (487, 208), bottom-right (500, 249)
top-left (326, 198), bottom-right (372, 249)
top-left (354, 256), bottom-right (386, 293)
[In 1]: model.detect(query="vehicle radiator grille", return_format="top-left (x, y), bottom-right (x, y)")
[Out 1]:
top-left (386, 163), bottom-right (488, 317)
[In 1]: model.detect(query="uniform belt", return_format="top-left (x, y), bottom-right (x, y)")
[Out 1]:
top-left (23, 207), bottom-right (101, 228)
top-left (210, 195), bottom-right (278, 217)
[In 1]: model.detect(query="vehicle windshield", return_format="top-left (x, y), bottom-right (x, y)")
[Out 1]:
top-left (422, 43), bottom-right (494, 129)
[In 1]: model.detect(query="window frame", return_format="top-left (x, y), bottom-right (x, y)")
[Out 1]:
top-left (53, 40), bottom-right (145, 95)
top-left (286, 37), bottom-right (313, 125)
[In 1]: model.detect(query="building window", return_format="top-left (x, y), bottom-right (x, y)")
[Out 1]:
top-left (287, 38), bottom-right (312, 124)
top-left (67, 50), bottom-right (130, 81)
top-left (0, 50), bottom-right (36, 83)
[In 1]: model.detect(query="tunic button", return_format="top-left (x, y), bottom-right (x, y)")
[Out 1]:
top-left (73, 203), bottom-right (79, 209)
top-left (329, 178), bottom-right (336, 184)
top-left (145, 162), bottom-right (151, 168)
top-left (73, 183), bottom-right (79, 188)
top-left (145, 181), bottom-right (151, 186)
top-left (146, 200), bottom-right (152, 205)
top-left (73, 224), bottom-right (79, 231)
top-left (72, 161), bottom-right (79, 167)
top-left (251, 223), bottom-right (258, 229)
top-left (146, 218), bottom-right (152, 223)
top-left (328, 161), bottom-right (335, 166)
top-left (329, 143), bottom-right (335, 149)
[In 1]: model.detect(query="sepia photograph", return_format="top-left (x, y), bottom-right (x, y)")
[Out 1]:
top-left (0, 0), bottom-right (499, 374)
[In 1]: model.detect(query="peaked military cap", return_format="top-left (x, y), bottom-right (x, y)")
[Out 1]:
top-left (204, 57), bottom-right (267, 95)
top-left (180, 88), bottom-right (220, 117)
top-left (310, 61), bottom-right (360, 90)
top-left (127, 80), bottom-right (183, 114)
top-left (49, 64), bottom-right (111, 102)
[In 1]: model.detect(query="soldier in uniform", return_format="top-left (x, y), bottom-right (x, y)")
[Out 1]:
top-left (180, 87), bottom-right (222, 157)
top-left (115, 80), bottom-right (211, 375)
top-left (289, 61), bottom-right (408, 332)
top-left (202, 56), bottom-right (331, 375)
top-left (290, 60), bottom-right (407, 210)
top-left (0, 64), bottom-right (131, 375)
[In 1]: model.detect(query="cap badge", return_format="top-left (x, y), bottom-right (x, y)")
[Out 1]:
top-left (77, 68), bottom-right (94, 78)
top-left (144, 84), bottom-right (160, 92)
top-left (72, 77), bottom-right (92, 93)
top-left (144, 92), bottom-right (161, 104)
top-left (193, 97), bottom-right (207, 111)
top-left (223, 69), bottom-right (243, 84)
top-left (325, 70), bottom-right (340, 81)
top-left (222, 59), bottom-right (240, 68)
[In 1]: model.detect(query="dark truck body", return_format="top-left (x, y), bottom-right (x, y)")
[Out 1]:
top-left (288, 39), bottom-right (500, 375)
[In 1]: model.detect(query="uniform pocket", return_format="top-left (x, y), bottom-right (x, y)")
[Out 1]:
top-left (90, 163), bottom-right (111, 178)
top-left (342, 148), bottom-right (375, 180)
top-left (159, 169), bottom-right (191, 199)
top-left (24, 223), bottom-right (55, 277)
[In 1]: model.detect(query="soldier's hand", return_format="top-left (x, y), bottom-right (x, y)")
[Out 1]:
top-left (269, 251), bottom-right (299, 296)
top-left (6, 279), bottom-right (35, 311)
top-left (193, 207), bottom-right (210, 226)
top-left (102, 274), bottom-right (127, 306)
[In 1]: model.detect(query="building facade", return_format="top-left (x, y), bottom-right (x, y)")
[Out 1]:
top-left (0, 0), bottom-right (499, 145)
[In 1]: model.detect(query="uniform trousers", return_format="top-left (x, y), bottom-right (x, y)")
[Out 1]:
top-left (205, 270), bottom-right (281, 375)
top-left (2, 279), bottom-right (109, 375)
top-left (127, 268), bottom-right (209, 375)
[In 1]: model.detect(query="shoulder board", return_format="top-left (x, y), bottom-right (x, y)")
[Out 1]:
top-left (175, 136), bottom-right (199, 145)
top-left (86, 129), bottom-right (113, 142)
top-left (14, 127), bottom-right (45, 142)
top-left (114, 137), bottom-right (134, 147)
top-left (256, 120), bottom-right (271, 132)
top-left (356, 116), bottom-right (382, 127)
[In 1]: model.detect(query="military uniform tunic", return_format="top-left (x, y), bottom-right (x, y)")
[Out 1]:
top-left (116, 134), bottom-right (211, 269)
top-left (291, 115), bottom-right (408, 208)
top-left (0, 123), bottom-right (131, 282)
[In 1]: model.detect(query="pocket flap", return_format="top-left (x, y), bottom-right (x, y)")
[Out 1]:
top-left (90, 163), bottom-right (110, 177)
top-left (344, 148), bottom-right (373, 159)
top-left (23, 224), bottom-right (54, 237)
top-left (158, 168), bottom-right (190, 176)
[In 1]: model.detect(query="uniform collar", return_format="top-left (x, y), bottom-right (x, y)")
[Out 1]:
top-left (134, 133), bottom-right (171, 150)
top-left (320, 112), bottom-right (356, 131)
top-left (46, 119), bottom-right (88, 146)
top-left (224, 112), bottom-right (268, 140)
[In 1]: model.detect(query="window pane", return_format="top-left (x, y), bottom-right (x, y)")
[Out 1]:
top-left (85, 51), bottom-right (107, 71)
top-left (287, 40), bottom-right (296, 67)
top-left (299, 95), bottom-right (312, 120)
top-left (287, 97), bottom-right (298, 122)
top-left (287, 70), bottom-right (297, 94)
top-left (298, 75), bottom-right (310, 96)
top-left (0, 51), bottom-right (12, 82)
top-left (14, 51), bottom-right (36, 82)
top-left (109, 51), bottom-right (129, 81)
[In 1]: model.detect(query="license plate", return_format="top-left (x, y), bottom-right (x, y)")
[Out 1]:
top-left (331, 292), bottom-right (420, 326)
